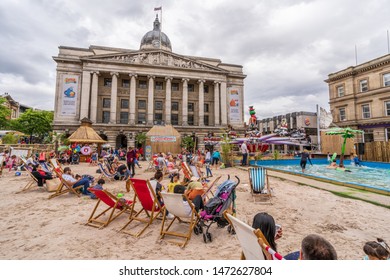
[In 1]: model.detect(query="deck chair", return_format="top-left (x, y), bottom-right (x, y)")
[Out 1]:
top-left (0, 155), bottom-right (4, 176)
top-left (16, 164), bottom-right (40, 193)
top-left (49, 158), bottom-right (63, 173)
top-left (40, 161), bottom-right (51, 173)
top-left (181, 162), bottom-right (193, 181)
top-left (224, 213), bottom-right (284, 260)
top-left (48, 168), bottom-right (83, 199)
top-left (120, 178), bottom-right (163, 237)
top-left (201, 175), bottom-right (222, 200)
top-left (248, 167), bottom-right (272, 203)
top-left (159, 192), bottom-right (199, 248)
top-left (86, 189), bottom-right (134, 229)
top-left (98, 162), bottom-right (115, 181)
top-left (189, 165), bottom-right (202, 180)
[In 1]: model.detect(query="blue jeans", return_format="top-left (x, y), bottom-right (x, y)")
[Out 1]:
top-left (242, 153), bottom-right (248, 166)
top-left (205, 164), bottom-right (212, 177)
top-left (73, 178), bottom-right (90, 194)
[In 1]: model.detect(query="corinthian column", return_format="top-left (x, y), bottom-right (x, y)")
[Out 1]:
top-left (147, 75), bottom-right (155, 125)
top-left (129, 73), bottom-right (137, 125)
top-left (198, 79), bottom-right (205, 126)
top-left (220, 81), bottom-right (227, 126)
top-left (214, 81), bottom-right (220, 126)
top-left (110, 72), bottom-right (119, 124)
top-left (182, 78), bottom-right (189, 126)
top-left (165, 77), bottom-right (172, 125)
top-left (90, 71), bottom-right (99, 123)
top-left (80, 71), bottom-right (91, 120)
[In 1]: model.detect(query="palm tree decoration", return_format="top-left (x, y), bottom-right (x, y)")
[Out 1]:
top-left (325, 127), bottom-right (363, 166)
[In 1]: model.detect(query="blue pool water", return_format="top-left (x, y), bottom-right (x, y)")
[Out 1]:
top-left (251, 159), bottom-right (390, 193)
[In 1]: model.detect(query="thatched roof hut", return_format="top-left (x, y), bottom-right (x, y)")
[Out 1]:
top-left (145, 125), bottom-right (181, 155)
top-left (67, 118), bottom-right (106, 143)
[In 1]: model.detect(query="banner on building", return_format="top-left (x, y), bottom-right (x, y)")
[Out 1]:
top-left (319, 107), bottom-right (333, 129)
top-left (228, 88), bottom-right (241, 122)
top-left (61, 75), bottom-right (78, 116)
top-left (150, 136), bottom-right (176, 142)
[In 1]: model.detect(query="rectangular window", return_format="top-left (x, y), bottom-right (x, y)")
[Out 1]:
top-left (171, 114), bottom-right (179, 125)
top-left (155, 113), bottom-right (163, 122)
top-left (359, 79), bottom-right (368, 92)
top-left (102, 111), bottom-right (110, 123)
top-left (188, 102), bottom-right (194, 112)
top-left (188, 84), bottom-right (195, 92)
top-left (339, 108), bottom-right (346, 121)
top-left (385, 101), bottom-right (390, 116)
top-left (386, 128), bottom-right (390, 142)
top-left (137, 112), bottom-right (146, 124)
top-left (204, 103), bottom-right (209, 113)
top-left (364, 129), bottom-right (374, 142)
top-left (384, 73), bottom-right (390, 87)
top-left (120, 112), bottom-right (128, 124)
top-left (103, 98), bottom-right (110, 108)
top-left (139, 80), bottom-right (147, 89)
top-left (188, 115), bottom-right (194, 125)
top-left (171, 101), bottom-right (179, 111)
top-left (138, 100), bottom-right (146, 109)
top-left (121, 99), bottom-right (129, 109)
top-left (337, 85), bottom-right (344, 97)
top-left (172, 83), bottom-right (179, 91)
top-left (204, 85), bottom-right (209, 93)
top-left (155, 81), bottom-right (163, 90)
top-left (155, 100), bottom-right (163, 110)
top-left (122, 79), bottom-right (130, 88)
top-left (104, 78), bottom-right (112, 87)
top-left (362, 104), bottom-right (371, 119)
top-left (204, 115), bottom-right (209, 126)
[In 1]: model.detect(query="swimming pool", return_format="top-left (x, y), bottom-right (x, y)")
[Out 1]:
top-left (251, 159), bottom-right (390, 194)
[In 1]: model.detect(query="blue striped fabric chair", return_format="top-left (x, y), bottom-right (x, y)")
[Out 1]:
top-left (248, 167), bottom-right (271, 202)
top-left (98, 162), bottom-right (115, 181)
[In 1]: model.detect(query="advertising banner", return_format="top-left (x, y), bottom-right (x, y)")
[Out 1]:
top-left (228, 88), bottom-right (240, 122)
top-left (61, 75), bottom-right (78, 116)
top-left (150, 136), bottom-right (176, 142)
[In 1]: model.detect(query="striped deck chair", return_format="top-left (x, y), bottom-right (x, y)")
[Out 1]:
top-left (225, 213), bottom-right (285, 260)
top-left (98, 162), bottom-right (115, 181)
top-left (120, 178), bottom-right (163, 237)
top-left (248, 167), bottom-right (272, 203)
top-left (49, 158), bottom-right (63, 173)
top-left (160, 192), bottom-right (200, 248)
top-left (86, 189), bottom-right (134, 229)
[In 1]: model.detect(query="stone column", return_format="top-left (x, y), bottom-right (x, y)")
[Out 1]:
top-left (147, 75), bottom-right (155, 125)
top-left (80, 70), bottom-right (91, 120)
top-left (110, 72), bottom-right (119, 124)
top-left (165, 76), bottom-right (172, 125)
top-left (90, 71), bottom-right (99, 123)
top-left (220, 81), bottom-right (227, 126)
top-left (213, 81), bottom-right (220, 126)
top-left (198, 79), bottom-right (205, 126)
top-left (182, 78), bottom-right (189, 126)
top-left (129, 73), bottom-right (137, 125)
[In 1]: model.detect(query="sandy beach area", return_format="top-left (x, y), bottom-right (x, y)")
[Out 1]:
top-left (0, 162), bottom-right (389, 260)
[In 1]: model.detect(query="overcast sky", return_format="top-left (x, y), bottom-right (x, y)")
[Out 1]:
top-left (0, 0), bottom-right (389, 121)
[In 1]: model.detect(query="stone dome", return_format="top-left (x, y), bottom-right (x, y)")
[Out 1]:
top-left (140, 15), bottom-right (172, 52)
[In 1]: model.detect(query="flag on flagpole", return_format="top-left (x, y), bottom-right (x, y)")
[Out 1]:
top-left (154, 6), bottom-right (162, 11)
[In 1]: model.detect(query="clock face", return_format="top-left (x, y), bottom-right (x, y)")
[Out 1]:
top-left (152, 40), bottom-right (160, 48)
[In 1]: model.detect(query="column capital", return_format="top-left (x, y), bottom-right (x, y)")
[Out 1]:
top-left (165, 76), bottom-right (173, 81)
top-left (147, 75), bottom-right (155, 80)
top-left (110, 72), bottom-right (119, 77)
top-left (198, 79), bottom-right (205, 84)
top-left (129, 73), bottom-right (138, 78)
top-left (90, 71), bottom-right (100, 75)
top-left (213, 80), bottom-right (221, 85)
top-left (182, 78), bottom-right (190, 83)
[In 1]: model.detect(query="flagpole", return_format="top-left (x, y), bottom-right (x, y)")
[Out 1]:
top-left (160, 7), bottom-right (162, 50)
top-left (387, 30), bottom-right (389, 54)
top-left (316, 104), bottom-right (321, 153)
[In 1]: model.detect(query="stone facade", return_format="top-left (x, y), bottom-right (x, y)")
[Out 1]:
top-left (325, 54), bottom-right (390, 142)
top-left (52, 17), bottom-right (246, 149)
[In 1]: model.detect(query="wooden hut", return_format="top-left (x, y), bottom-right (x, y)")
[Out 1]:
top-left (145, 125), bottom-right (181, 155)
top-left (67, 118), bottom-right (106, 162)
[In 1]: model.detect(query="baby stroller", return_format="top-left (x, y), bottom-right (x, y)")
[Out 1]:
top-left (70, 153), bottom-right (80, 165)
top-left (195, 175), bottom-right (240, 243)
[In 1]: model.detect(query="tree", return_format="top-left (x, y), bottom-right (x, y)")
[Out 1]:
top-left (220, 133), bottom-right (233, 166)
top-left (0, 97), bottom-right (11, 129)
top-left (135, 132), bottom-right (147, 148)
top-left (181, 135), bottom-right (195, 152)
top-left (11, 109), bottom-right (53, 143)
top-left (325, 127), bottom-right (363, 167)
top-left (1, 133), bottom-right (19, 144)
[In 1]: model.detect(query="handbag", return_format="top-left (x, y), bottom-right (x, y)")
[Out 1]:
top-left (45, 178), bottom-right (61, 192)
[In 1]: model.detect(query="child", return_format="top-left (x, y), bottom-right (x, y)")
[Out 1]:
top-left (363, 238), bottom-right (390, 260)
top-left (167, 173), bottom-right (180, 193)
top-left (89, 179), bottom-right (106, 199)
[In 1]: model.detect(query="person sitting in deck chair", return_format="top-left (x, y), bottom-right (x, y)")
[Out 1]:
top-left (62, 167), bottom-right (91, 195)
top-left (31, 164), bottom-right (53, 187)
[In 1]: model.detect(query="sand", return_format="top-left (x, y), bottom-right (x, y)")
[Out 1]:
top-left (0, 162), bottom-right (389, 260)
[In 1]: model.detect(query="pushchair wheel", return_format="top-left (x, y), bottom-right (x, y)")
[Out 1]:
top-left (227, 225), bottom-right (236, 235)
top-left (206, 232), bottom-right (212, 242)
top-left (194, 226), bottom-right (199, 235)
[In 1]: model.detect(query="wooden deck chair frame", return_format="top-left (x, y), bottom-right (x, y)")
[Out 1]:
top-left (201, 175), bottom-right (222, 200)
top-left (181, 162), bottom-right (194, 181)
top-left (86, 189), bottom-right (134, 229)
top-left (248, 167), bottom-right (272, 203)
top-left (49, 158), bottom-right (63, 173)
top-left (48, 168), bottom-right (82, 199)
top-left (120, 179), bottom-right (163, 237)
top-left (224, 212), bottom-right (273, 260)
top-left (97, 162), bottom-right (115, 181)
top-left (159, 192), bottom-right (200, 248)
top-left (16, 164), bottom-right (42, 193)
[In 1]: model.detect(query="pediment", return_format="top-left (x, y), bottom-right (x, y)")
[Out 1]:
top-left (84, 50), bottom-right (226, 72)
